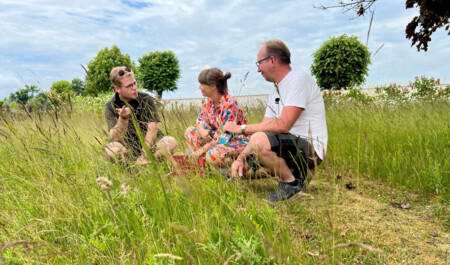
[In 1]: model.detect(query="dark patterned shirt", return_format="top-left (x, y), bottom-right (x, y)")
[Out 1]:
top-left (104, 91), bottom-right (164, 157)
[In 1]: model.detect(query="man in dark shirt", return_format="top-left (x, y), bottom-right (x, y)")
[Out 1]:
top-left (104, 66), bottom-right (177, 164)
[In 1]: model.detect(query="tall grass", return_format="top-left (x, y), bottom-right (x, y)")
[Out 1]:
top-left (0, 94), bottom-right (448, 264)
top-left (326, 100), bottom-right (449, 201)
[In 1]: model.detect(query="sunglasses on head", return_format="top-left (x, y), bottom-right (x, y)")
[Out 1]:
top-left (112, 67), bottom-right (131, 83)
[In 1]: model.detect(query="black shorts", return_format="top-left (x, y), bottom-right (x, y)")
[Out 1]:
top-left (264, 132), bottom-right (322, 180)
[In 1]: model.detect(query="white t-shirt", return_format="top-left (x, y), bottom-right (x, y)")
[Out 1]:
top-left (264, 70), bottom-right (328, 159)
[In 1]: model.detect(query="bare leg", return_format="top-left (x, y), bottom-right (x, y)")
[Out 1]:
top-left (105, 141), bottom-right (128, 160)
top-left (248, 132), bottom-right (295, 183)
top-left (154, 136), bottom-right (177, 158)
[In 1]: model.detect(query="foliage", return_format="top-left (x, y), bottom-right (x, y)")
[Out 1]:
top-left (437, 85), bottom-right (450, 98)
top-left (32, 92), bottom-right (52, 107)
top-left (411, 75), bottom-right (439, 99)
top-left (85, 45), bottom-right (134, 95)
top-left (9, 84), bottom-right (40, 103)
top-left (71, 92), bottom-right (114, 114)
top-left (137, 51), bottom-right (181, 99)
top-left (405, 0), bottom-right (450, 51)
top-left (315, 0), bottom-right (450, 51)
top-left (70, 78), bottom-right (85, 95)
top-left (343, 87), bottom-right (374, 102)
top-left (374, 84), bottom-right (410, 101)
top-left (311, 34), bottom-right (371, 90)
top-left (50, 80), bottom-right (71, 94)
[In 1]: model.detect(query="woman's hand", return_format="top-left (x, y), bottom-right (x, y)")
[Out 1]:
top-left (190, 150), bottom-right (203, 164)
top-left (197, 125), bottom-right (212, 139)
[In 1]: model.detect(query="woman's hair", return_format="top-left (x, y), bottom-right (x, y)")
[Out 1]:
top-left (110, 66), bottom-right (134, 87)
top-left (198, 67), bottom-right (232, 95)
top-left (264, 39), bottom-right (291, 65)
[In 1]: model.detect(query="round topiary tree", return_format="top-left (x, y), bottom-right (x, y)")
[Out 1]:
top-left (137, 51), bottom-right (180, 99)
top-left (311, 34), bottom-right (371, 90)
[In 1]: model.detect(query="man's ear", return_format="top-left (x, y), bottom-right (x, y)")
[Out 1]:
top-left (114, 86), bottom-right (120, 93)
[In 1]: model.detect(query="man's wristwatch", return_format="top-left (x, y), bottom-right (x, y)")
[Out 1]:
top-left (240, 124), bottom-right (247, 135)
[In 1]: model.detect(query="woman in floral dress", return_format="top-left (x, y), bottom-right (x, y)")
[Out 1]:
top-left (185, 68), bottom-right (249, 168)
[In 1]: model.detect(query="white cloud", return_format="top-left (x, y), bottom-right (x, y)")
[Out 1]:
top-left (0, 0), bottom-right (448, 101)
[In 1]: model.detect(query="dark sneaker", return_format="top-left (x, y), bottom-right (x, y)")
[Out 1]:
top-left (264, 181), bottom-right (304, 202)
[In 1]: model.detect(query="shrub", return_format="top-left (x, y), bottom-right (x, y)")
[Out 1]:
top-left (50, 80), bottom-right (71, 94)
top-left (311, 34), bottom-right (371, 90)
top-left (410, 75), bottom-right (438, 99)
top-left (343, 88), bottom-right (374, 102)
top-left (375, 83), bottom-right (410, 101)
top-left (436, 85), bottom-right (450, 98)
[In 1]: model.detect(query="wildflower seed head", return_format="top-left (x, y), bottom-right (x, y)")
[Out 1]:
top-left (96, 177), bottom-right (112, 187)
top-left (120, 183), bottom-right (130, 196)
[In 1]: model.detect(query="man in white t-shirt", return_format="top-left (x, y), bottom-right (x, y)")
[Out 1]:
top-left (224, 39), bottom-right (328, 202)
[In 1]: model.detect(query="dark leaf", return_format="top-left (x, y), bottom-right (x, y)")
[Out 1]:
top-left (345, 182), bottom-right (356, 190)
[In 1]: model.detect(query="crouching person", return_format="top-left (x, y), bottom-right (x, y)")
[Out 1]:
top-left (224, 39), bottom-right (327, 202)
top-left (104, 66), bottom-right (177, 164)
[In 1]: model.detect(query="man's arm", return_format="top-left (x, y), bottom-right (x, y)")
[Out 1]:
top-left (144, 121), bottom-right (158, 149)
top-left (108, 106), bottom-right (131, 142)
top-left (224, 106), bottom-right (303, 135)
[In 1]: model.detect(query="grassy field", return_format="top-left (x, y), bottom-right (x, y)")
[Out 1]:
top-left (0, 92), bottom-right (449, 264)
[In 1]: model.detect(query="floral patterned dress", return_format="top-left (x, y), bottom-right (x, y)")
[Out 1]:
top-left (184, 93), bottom-right (249, 167)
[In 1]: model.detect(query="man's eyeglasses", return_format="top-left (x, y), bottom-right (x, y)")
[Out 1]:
top-left (122, 81), bottom-right (137, 90)
top-left (255, 56), bottom-right (271, 67)
top-left (112, 67), bottom-right (132, 83)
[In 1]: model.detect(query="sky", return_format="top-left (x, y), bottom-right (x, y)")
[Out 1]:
top-left (1, 0), bottom-right (449, 100)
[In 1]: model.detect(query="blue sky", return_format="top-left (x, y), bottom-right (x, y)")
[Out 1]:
top-left (1, 0), bottom-right (449, 100)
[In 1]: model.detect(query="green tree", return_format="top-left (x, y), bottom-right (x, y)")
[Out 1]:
top-left (137, 51), bottom-right (180, 99)
top-left (85, 45), bottom-right (134, 95)
top-left (70, 78), bottom-right (85, 95)
top-left (50, 80), bottom-right (71, 94)
top-left (33, 92), bottom-right (51, 106)
top-left (311, 34), bottom-right (371, 90)
top-left (9, 84), bottom-right (40, 103)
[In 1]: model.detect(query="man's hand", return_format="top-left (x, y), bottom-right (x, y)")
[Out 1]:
top-left (116, 106), bottom-right (131, 119)
top-left (231, 158), bottom-right (245, 179)
top-left (224, 122), bottom-right (240, 134)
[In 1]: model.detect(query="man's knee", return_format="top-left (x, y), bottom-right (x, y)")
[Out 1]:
top-left (248, 132), bottom-right (272, 155)
top-left (156, 136), bottom-right (177, 154)
top-left (105, 141), bottom-right (127, 158)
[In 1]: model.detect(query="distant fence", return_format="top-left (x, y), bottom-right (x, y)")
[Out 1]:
top-left (161, 94), bottom-right (269, 110)
top-left (160, 84), bottom-right (449, 110)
